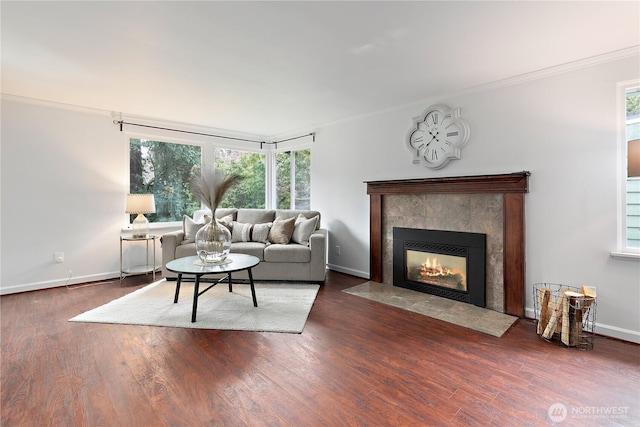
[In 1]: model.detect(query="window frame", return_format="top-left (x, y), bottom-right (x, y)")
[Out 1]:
top-left (213, 146), bottom-right (268, 210)
top-left (614, 79), bottom-right (640, 259)
top-left (126, 132), bottom-right (206, 229)
top-left (125, 129), bottom-right (312, 227)
top-left (272, 142), bottom-right (313, 210)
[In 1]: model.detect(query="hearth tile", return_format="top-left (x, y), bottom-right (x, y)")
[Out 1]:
top-left (472, 311), bottom-right (518, 337)
top-left (342, 281), bottom-right (518, 337)
top-left (437, 303), bottom-right (486, 325)
top-left (417, 295), bottom-right (456, 310)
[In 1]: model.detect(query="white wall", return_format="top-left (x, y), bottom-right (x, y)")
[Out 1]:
top-left (0, 98), bottom-right (299, 294)
top-left (0, 99), bottom-right (242, 293)
top-left (313, 55), bottom-right (640, 343)
top-left (1, 100), bottom-right (128, 292)
top-left (2, 55), bottom-right (639, 342)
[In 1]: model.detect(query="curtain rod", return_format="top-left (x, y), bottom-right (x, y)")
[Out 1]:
top-left (113, 120), bottom-right (315, 148)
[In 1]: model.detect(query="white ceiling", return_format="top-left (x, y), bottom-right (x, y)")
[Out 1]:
top-left (2, 1), bottom-right (639, 137)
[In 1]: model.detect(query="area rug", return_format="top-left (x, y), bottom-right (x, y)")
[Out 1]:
top-left (70, 280), bottom-right (320, 333)
top-left (342, 281), bottom-right (517, 337)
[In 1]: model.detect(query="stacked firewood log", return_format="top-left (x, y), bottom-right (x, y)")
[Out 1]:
top-left (536, 286), bottom-right (597, 347)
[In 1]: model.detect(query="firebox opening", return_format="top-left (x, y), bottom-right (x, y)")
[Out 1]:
top-left (393, 227), bottom-right (486, 307)
top-left (406, 249), bottom-right (467, 292)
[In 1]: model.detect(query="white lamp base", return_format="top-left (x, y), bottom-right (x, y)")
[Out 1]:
top-left (132, 214), bottom-right (149, 238)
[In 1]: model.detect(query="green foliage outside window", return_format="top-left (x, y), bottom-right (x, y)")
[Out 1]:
top-left (130, 140), bottom-right (311, 221)
top-left (276, 149), bottom-right (311, 209)
top-left (294, 149), bottom-right (311, 209)
top-left (129, 139), bottom-right (202, 222)
top-left (627, 88), bottom-right (640, 117)
top-left (276, 151), bottom-right (292, 208)
top-left (214, 148), bottom-right (266, 209)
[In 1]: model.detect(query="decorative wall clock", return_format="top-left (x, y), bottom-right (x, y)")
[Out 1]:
top-left (407, 104), bottom-right (470, 169)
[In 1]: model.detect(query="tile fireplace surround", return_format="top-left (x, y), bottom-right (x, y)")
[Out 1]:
top-left (366, 172), bottom-right (529, 317)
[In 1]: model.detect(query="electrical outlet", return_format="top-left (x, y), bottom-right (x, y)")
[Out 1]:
top-left (54, 252), bottom-right (64, 263)
top-left (335, 246), bottom-right (341, 255)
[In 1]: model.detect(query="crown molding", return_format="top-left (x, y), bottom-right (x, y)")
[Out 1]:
top-left (474, 46), bottom-right (640, 94)
top-left (1, 93), bottom-right (113, 116)
top-left (318, 46), bottom-right (640, 130)
top-left (4, 46), bottom-right (639, 138)
top-left (0, 93), bottom-right (268, 144)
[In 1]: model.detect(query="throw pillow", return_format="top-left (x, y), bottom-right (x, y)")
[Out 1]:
top-left (183, 215), bottom-right (205, 243)
top-left (217, 214), bottom-right (234, 233)
top-left (268, 216), bottom-right (296, 244)
top-left (291, 214), bottom-right (319, 246)
top-left (232, 222), bottom-right (253, 242)
top-left (231, 221), bottom-right (272, 243)
top-left (251, 222), bottom-right (272, 244)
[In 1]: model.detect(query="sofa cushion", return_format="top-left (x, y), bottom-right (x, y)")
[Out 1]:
top-left (268, 216), bottom-right (296, 244)
top-left (291, 214), bottom-right (319, 246)
top-left (237, 209), bottom-right (275, 224)
top-left (230, 242), bottom-right (266, 261)
top-left (215, 208), bottom-right (238, 221)
top-left (182, 215), bottom-right (205, 244)
top-left (264, 244), bottom-right (311, 263)
top-left (176, 242), bottom-right (197, 259)
top-left (276, 210), bottom-right (321, 228)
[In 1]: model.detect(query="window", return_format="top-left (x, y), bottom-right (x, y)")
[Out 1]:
top-left (625, 87), bottom-right (640, 249)
top-left (129, 137), bottom-right (312, 222)
top-left (129, 138), bottom-right (202, 223)
top-left (213, 148), bottom-right (266, 209)
top-left (275, 149), bottom-right (311, 210)
top-left (617, 82), bottom-right (640, 255)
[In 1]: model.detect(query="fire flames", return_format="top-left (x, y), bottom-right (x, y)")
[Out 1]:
top-left (419, 257), bottom-right (453, 278)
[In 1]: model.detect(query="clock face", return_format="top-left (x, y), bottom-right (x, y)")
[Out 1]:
top-left (408, 105), bottom-right (469, 169)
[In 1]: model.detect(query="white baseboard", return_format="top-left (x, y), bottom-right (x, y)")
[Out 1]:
top-left (0, 271), bottom-right (121, 295)
top-left (327, 263), bottom-right (369, 280)
top-left (525, 307), bottom-right (640, 344)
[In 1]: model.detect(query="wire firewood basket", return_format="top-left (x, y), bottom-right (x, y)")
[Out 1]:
top-left (533, 283), bottom-right (597, 350)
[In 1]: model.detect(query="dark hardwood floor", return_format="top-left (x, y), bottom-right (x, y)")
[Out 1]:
top-left (2, 271), bottom-right (639, 426)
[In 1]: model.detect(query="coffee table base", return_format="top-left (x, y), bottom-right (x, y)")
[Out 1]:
top-left (173, 269), bottom-right (258, 323)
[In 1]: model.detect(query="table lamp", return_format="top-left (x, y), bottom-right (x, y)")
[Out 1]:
top-left (126, 194), bottom-right (156, 238)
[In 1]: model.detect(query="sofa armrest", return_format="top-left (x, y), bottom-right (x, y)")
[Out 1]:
top-left (161, 230), bottom-right (185, 277)
top-left (308, 228), bottom-right (327, 281)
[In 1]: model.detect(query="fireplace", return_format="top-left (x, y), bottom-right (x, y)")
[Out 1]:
top-left (366, 172), bottom-right (529, 317)
top-left (393, 227), bottom-right (486, 307)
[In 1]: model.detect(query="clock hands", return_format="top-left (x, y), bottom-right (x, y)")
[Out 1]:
top-left (411, 120), bottom-right (447, 158)
top-left (428, 128), bottom-right (440, 144)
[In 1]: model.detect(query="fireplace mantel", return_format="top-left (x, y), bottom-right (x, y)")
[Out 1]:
top-left (366, 171), bottom-right (529, 317)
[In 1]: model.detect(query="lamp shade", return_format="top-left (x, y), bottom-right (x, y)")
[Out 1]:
top-left (125, 194), bottom-right (156, 214)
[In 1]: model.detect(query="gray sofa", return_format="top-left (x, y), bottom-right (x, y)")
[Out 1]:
top-left (161, 208), bottom-right (327, 282)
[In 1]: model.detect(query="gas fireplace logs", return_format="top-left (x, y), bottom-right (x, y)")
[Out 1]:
top-left (534, 284), bottom-right (597, 349)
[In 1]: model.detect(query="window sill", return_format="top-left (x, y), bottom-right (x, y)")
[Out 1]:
top-left (121, 221), bottom-right (182, 234)
top-left (610, 251), bottom-right (640, 261)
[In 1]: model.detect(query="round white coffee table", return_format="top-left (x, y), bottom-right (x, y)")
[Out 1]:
top-left (165, 253), bottom-right (260, 322)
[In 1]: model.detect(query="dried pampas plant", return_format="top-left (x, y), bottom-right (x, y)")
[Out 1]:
top-left (190, 169), bottom-right (242, 213)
